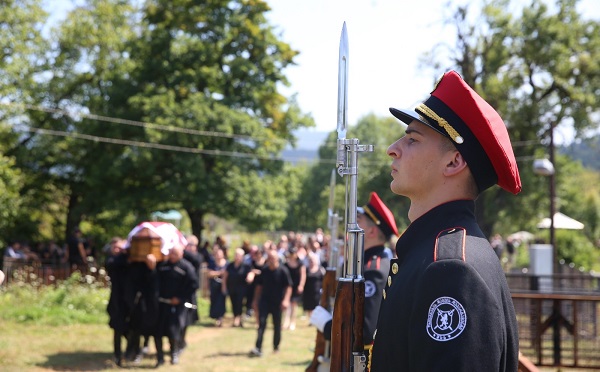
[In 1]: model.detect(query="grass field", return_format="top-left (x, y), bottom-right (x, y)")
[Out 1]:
top-left (0, 306), bottom-right (320, 371)
top-left (0, 277), bottom-right (582, 372)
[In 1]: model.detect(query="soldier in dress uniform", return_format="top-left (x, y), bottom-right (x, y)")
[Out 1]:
top-left (370, 70), bottom-right (520, 371)
top-left (310, 192), bottom-right (399, 365)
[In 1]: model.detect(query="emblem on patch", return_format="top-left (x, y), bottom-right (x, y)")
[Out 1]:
top-left (364, 280), bottom-right (376, 298)
top-left (426, 296), bottom-right (467, 342)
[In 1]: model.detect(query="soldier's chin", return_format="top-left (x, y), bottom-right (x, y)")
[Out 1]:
top-left (390, 181), bottom-right (405, 196)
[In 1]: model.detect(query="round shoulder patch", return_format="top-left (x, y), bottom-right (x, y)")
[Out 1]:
top-left (364, 280), bottom-right (376, 298)
top-left (426, 296), bottom-right (467, 342)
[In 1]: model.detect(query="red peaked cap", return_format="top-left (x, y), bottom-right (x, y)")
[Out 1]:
top-left (360, 192), bottom-right (399, 238)
top-left (389, 70), bottom-right (521, 195)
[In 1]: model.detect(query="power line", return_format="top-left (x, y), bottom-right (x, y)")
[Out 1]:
top-left (7, 101), bottom-right (541, 166)
top-left (3, 101), bottom-right (287, 144)
top-left (24, 126), bottom-right (338, 165)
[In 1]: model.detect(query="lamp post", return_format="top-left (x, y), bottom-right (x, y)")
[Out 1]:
top-left (533, 157), bottom-right (556, 272)
top-left (533, 122), bottom-right (561, 366)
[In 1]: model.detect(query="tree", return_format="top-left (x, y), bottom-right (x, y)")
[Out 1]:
top-left (423, 0), bottom-right (600, 245)
top-left (8, 0), bottom-right (313, 244)
top-left (0, 0), bottom-right (57, 244)
top-left (290, 113), bottom-right (409, 233)
top-left (117, 0), bottom-right (313, 240)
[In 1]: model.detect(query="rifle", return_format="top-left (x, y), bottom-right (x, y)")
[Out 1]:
top-left (330, 22), bottom-right (373, 372)
top-left (306, 170), bottom-right (341, 372)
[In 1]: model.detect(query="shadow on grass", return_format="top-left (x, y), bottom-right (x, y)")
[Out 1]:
top-left (284, 359), bottom-right (312, 367)
top-left (36, 351), bottom-right (157, 370)
top-left (204, 351), bottom-right (255, 358)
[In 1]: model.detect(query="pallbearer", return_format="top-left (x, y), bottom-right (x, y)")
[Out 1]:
top-left (154, 231), bottom-right (198, 366)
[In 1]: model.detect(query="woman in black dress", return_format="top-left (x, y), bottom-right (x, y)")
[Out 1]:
top-left (283, 247), bottom-right (306, 330)
top-left (207, 247), bottom-right (227, 326)
top-left (222, 248), bottom-right (251, 327)
top-left (302, 251), bottom-right (325, 317)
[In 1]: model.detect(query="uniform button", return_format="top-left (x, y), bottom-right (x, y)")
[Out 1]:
top-left (383, 289), bottom-right (386, 299)
top-left (392, 262), bottom-right (398, 274)
top-left (387, 276), bottom-right (392, 287)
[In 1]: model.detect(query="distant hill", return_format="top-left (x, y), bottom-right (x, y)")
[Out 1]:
top-left (283, 130), bottom-right (599, 171)
top-left (281, 130), bottom-right (329, 164)
top-left (561, 137), bottom-right (600, 171)
top-left (290, 130), bottom-right (330, 151)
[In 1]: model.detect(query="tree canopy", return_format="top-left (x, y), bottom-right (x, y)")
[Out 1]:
top-left (0, 0), bottom-right (598, 271)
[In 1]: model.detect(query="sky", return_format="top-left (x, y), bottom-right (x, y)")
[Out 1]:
top-left (263, 0), bottom-right (600, 136)
top-left (48, 0), bottom-right (600, 138)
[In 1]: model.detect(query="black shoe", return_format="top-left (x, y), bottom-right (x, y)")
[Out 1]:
top-left (155, 359), bottom-right (165, 368)
top-left (114, 357), bottom-right (122, 367)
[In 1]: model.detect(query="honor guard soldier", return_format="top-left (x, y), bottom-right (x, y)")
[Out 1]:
top-left (370, 71), bottom-right (520, 371)
top-left (310, 192), bottom-right (399, 366)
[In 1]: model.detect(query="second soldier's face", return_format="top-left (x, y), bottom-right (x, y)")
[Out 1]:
top-left (386, 120), bottom-right (450, 198)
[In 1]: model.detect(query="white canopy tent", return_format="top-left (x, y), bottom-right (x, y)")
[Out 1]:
top-left (507, 231), bottom-right (535, 242)
top-left (536, 212), bottom-right (584, 230)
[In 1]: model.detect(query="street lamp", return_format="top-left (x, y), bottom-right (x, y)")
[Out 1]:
top-left (533, 157), bottom-right (557, 274)
top-left (534, 125), bottom-right (561, 367)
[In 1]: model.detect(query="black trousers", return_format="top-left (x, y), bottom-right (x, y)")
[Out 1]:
top-left (155, 335), bottom-right (177, 361)
top-left (112, 330), bottom-right (127, 359)
top-left (255, 302), bottom-right (283, 351)
top-left (229, 289), bottom-right (245, 316)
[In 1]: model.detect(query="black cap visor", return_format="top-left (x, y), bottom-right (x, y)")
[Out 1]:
top-left (389, 107), bottom-right (446, 138)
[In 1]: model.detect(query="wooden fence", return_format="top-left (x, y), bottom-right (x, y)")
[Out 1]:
top-left (509, 272), bottom-right (600, 369)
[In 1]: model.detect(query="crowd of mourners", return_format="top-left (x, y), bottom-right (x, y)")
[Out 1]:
top-left (2, 227), bottom-right (331, 367)
top-left (103, 228), bottom-right (330, 367)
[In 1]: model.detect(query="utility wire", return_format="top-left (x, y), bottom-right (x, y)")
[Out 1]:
top-left (24, 127), bottom-right (338, 165)
top-left (7, 101), bottom-right (541, 164)
top-left (3, 102), bottom-right (287, 144)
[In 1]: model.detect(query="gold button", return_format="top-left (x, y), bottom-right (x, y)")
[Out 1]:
top-left (383, 289), bottom-right (386, 299)
top-left (387, 276), bottom-right (392, 287)
top-left (392, 263), bottom-right (398, 274)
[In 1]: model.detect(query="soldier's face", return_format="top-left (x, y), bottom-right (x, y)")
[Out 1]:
top-left (357, 213), bottom-right (369, 230)
top-left (387, 120), bottom-right (451, 198)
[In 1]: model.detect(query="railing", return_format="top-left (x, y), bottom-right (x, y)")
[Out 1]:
top-left (1, 258), bottom-right (107, 286)
top-left (509, 273), bottom-right (600, 370)
top-left (2, 258), bottom-right (212, 297)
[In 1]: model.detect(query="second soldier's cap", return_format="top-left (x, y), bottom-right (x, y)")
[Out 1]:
top-left (357, 192), bottom-right (399, 238)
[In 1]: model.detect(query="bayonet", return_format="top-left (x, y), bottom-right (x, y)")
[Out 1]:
top-left (337, 22), bottom-right (349, 143)
top-left (331, 22), bottom-right (371, 372)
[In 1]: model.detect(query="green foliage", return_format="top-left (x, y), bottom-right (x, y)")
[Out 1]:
top-left (555, 230), bottom-right (599, 272)
top-left (0, 272), bottom-right (109, 326)
top-left (1, 0), bottom-right (313, 244)
top-left (288, 113), bottom-right (410, 232)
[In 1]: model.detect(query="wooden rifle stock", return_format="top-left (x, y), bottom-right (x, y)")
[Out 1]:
top-left (306, 267), bottom-right (337, 372)
top-left (330, 277), bottom-right (365, 372)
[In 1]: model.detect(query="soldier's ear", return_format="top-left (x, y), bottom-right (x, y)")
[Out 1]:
top-left (443, 150), bottom-right (468, 177)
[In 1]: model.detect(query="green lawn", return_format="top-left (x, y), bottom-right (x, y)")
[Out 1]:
top-left (0, 311), bottom-right (319, 371)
